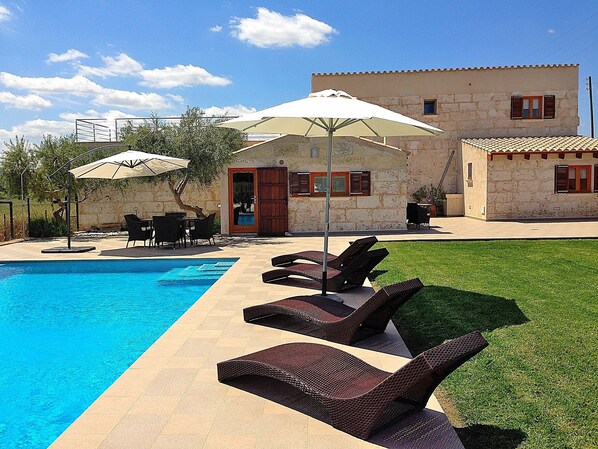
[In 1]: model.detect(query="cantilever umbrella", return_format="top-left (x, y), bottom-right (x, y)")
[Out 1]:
top-left (218, 89), bottom-right (443, 295)
top-left (69, 149), bottom-right (189, 179)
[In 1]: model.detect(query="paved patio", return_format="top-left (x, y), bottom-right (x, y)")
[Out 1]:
top-left (1, 217), bottom-right (596, 449)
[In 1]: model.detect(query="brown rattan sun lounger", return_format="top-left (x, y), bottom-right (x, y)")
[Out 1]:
top-left (262, 248), bottom-right (389, 292)
top-left (244, 278), bottom-right (424, 344)
top-left (218, 331), bottom-right (488, 439)
top-left (271, 236), bottom-right (378, 269)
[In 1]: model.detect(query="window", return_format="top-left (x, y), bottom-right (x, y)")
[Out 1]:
top-left (289, 171), bottom-right (371, 197)
top-left (511, 95), bottom-right (555, 119)
top-left (467, 162), bottom-right (473, 180)
top-left (423, 99), bottom-right (437, 115)
top-left (555, 165), bottom-right (592, 193)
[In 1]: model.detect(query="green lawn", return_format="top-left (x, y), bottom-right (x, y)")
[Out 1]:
top-left (372, 239), bottom-right (597, 449)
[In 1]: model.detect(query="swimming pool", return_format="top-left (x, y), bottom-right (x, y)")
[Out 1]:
top-left (0, 258), bottom-right (235, 449)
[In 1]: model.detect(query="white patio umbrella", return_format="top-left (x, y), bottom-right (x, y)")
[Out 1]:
top-left (218, 89), bottom-right (443, 295)
top-left (69, 149), bottom-right (189, 179)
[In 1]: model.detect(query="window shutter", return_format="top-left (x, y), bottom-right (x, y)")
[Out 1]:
top-left (594, 165), bottom-right (598, 192)
top-left (350, 171), bottom-right (371, 195)
top-left (555, 165), bottom-right (568, 192)
top-left (289, 172), bottom-right (309, 196)
top-left (544, 95), bottom-right (556, 119)
top-left (511, 96), bottom-right (523, 119)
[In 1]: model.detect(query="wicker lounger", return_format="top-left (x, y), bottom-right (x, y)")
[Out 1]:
top-left (218, 331), bottom-right (488, 439)
top-left (262, 248), bottom-right (389, 292)
top-left (271, 236), bottom-right (378, 269)
top-left (244, 278), bottom-right (424, 344)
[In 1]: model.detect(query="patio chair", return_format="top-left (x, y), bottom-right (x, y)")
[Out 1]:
top-left (152, 215), bottom-right (184, 249)
top-left (165, 211), bottom-right (187, 218)
top-left (262, 248), bottom-right (389, 292)
top-left (188, 213), bottom-right (216, 245)
top-left (271, 236), bottom-right (378, 269)
top-left (124, 214), bottom-right (153, 248)
top-left (244, 278), bottom-right (424, 344)
top-left (406, 203), bottom-right (431, 229)
top-left (218, 331), bottom-right (488, 440)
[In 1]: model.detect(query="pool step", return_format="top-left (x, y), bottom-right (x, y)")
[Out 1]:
top-left (158, 263), bottom-right (232, 285)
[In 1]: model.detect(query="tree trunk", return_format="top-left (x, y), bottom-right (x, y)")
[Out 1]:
top-left (167, 176), bottom-right (206, 218)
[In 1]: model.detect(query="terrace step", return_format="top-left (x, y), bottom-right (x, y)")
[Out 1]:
top-left (158, 264), bottom-right (230, 285)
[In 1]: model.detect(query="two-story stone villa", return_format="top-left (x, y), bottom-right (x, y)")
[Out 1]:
top-left (79, 64), bottom-right (598, 234)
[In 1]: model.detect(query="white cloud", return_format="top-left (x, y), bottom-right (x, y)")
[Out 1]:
top-left (59, 109), bottom-right (137, 122)
top-left (0, 5), bottom-right (11, 21)
top-left (548, 28), bottom-right (556, 34)
top-left (0, 91), bottom-right (52, 109)
top-left (47, 49), bottom-right (89, 63)
top-left (0, 118), bottom-right (74, 144)
top-left (139, 64), bottom-right (231, 88)
top-left (231, 7), bottom-right (337, 48)
top-left (203, 104), bottom-right (256, 117)
top-left (210, 25), bottom-right (223, 32)
top-left (0, 72), bottom-right (103, 96)
top-left (78, 53), bottom-right (144, 78)
top-left (92, 88), bottom-right (174, 110)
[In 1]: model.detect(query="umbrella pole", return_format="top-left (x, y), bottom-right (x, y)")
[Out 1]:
top-left (66, 163), bottom-right (72, 249)
top-left (321, 128), bottom-right (333, 296)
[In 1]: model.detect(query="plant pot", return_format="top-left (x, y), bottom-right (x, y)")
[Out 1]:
top-left (428, 204), bottom-right (437, 217)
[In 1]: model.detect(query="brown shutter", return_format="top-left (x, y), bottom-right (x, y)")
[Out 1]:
top-left (289, 172), bottom-right (309, 196)
top-left (544, 95), bottom-right (556, 119)
top-left (555, 165), bottom-right (568, 192)
top-left (350, 171), bottom-right (371, 195)
top-left (594, 165), bottom-right (598, 192)
top-left (511, 96), bottom-right (523, 119)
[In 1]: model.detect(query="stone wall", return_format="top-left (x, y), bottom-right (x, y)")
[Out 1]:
top-left (312, 65), bottom-right (579, 196)
top-left (486, 154), bottom-right (598, 219)
top-left (78, 180), bottom-right (221, 230)
top-left (225, 135), bottom-right (408, 234)
top-left (461, 142), bottom-right (489, 219)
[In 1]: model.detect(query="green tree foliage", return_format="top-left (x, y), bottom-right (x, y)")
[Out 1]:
top-left (0, 136), bottom-right (35, 196)
top-left (120, 107), bottom-right (243, 216)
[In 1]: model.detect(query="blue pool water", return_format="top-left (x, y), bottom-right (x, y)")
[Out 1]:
top-left (0, 258), bottom-right (235, 449)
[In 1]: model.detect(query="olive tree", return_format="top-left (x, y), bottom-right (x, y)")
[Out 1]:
top-left (0, 136), bottom-right (35, 196)
top-left (120, 107), bottom-right (244, 217)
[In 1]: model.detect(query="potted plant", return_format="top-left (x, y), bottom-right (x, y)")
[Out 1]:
top-left (412, 184), bottom-right (446, 216)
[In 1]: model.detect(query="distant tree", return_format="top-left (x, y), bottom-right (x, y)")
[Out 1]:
top-left (120, 107), bottom-right (244, 217)
top-left (0, 136), bottom-right (35, 197)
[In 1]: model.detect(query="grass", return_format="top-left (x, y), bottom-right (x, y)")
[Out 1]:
top-left (371, 239), bottom-right (597, 449)
top-left (0, 197), bottom-right (56, 240)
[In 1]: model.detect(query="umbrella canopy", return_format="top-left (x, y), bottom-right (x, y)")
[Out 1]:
top-left (69, 150), bottom-right (190, 179)
top-left (217, 89), bottom-right (443, 137)
top-left (218, 89), bottom-right (443, 295)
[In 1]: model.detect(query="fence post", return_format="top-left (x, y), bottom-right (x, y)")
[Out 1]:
top-left (75, 194), bottom-right (80, 230)
top-left (27, 197), bottom-right (31, 236)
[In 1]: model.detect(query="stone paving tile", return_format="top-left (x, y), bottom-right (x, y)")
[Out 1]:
top-left (5, 217), bottom-right (597, 449)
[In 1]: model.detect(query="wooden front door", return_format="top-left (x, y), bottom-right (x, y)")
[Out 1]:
top-left (257, 167), bottom-right (288, 236)
top-left (229, 168), bottom-right (258, 234)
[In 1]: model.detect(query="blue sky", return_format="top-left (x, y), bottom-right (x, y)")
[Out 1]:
top-left (0, 1), bottom-right (596, 146)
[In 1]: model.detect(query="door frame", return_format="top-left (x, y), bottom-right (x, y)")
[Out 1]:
top-left (228, 168), bottom-right (258, 234)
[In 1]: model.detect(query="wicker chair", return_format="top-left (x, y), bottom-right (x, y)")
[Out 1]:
top-left (218, 331), bottom-right (488, 440)
top-left (152, 215), bottom-right (184, 249)
top-left (188, 213), bottom-right (216, 245)
top-left (271, 236), bottom-right (378, 269)
top-left (244, 278), bottom-right (423, 344)
top-left (262, 248), bottom-right (389, 292)
top-left (124, 214), bottom-right (152, 248)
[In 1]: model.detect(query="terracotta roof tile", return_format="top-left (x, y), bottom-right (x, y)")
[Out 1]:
top-left (313, 64), bottom-right (578, 77)
top-left (461, 136), bottom-right (598, 153)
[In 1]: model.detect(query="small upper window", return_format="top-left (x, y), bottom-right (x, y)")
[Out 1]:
top-left (423, 99), bottom-right (437, 115)
top-left (467, 162), bottom-right (473, 180)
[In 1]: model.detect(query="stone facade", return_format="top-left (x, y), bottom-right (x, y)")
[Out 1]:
top-left (224, 135), bottom-right (408, 234)
top-left (462, 141), bottom-right (598, 219)
top-left (312, 65), bottom-right (579, 196)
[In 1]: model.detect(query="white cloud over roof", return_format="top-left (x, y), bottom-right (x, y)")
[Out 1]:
top-left (0, 73), bottom-right (103, 96)
top-left (139, 64), bottom-right (231, 88)
top-left (0, 118), bottom-right (74, 144)
top-left (0, 5), bottom-right (11, 21)
top-left (202, 104), bottom-right (256, 117)
top-left (92, 88), bottom-right (176, 110)
top-left (0, 91), bottom-right (52, 109)
top-left (231, 7), bottom-right (337, 48)
top-left (47, 49), bottom-right (89, 63)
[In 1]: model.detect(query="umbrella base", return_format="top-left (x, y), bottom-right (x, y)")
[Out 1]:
top-left (41, 246), bottom-right (96, 253)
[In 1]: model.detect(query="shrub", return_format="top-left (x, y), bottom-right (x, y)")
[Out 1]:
top-left (412, 184), bottom-right (446, 215)
top-left (28, 217), bottom-right (68, 238)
